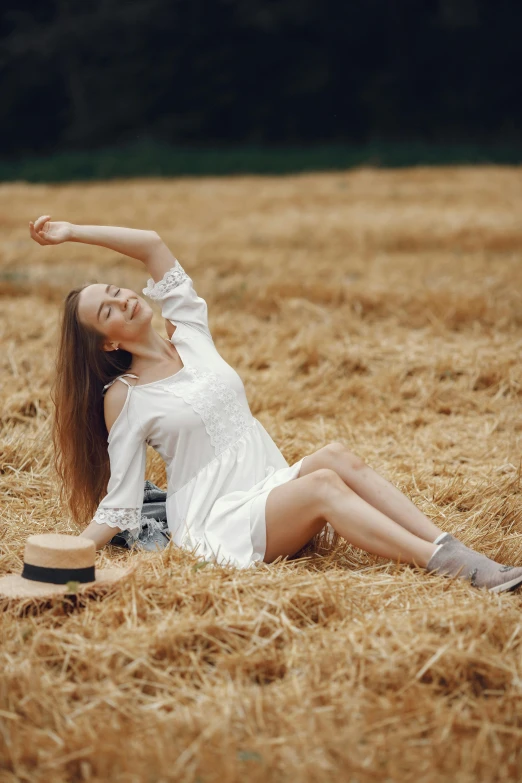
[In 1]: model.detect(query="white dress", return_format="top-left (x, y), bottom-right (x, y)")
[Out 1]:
top-left (92, 261), bottom-right (306, 568)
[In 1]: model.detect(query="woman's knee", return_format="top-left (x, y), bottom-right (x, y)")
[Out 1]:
top-left (307, 467), bottom-right (353, 498)
top-left (322, 441), bottom-right (366, 472)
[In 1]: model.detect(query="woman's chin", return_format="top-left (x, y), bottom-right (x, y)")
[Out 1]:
top-left (135, 307), bottom-right (153, 325)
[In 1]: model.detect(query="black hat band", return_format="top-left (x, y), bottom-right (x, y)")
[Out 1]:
top-left (22, 563), bottom-right (96, 585)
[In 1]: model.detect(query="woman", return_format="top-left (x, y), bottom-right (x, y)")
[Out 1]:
top-left (30, 215), bottom-right (522, 592)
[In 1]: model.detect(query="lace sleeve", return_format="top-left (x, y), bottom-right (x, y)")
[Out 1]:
top-left (92, 507), bottom-right (142, 533)
top-left (143, 260), bottom-right (189, 299)
top-left (143, 261), bottom-right (213, 341)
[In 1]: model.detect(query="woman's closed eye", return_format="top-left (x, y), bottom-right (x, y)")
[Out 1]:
top-left (107, 288), bottom-right (121, 319)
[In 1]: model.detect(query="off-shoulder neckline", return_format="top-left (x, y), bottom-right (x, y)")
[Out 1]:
top-left (131, 366), bottom-right (188, 388)
top-left (126, 335), bottom-right (187, 388)
top-left (107, 341), bottom-right (188, 443)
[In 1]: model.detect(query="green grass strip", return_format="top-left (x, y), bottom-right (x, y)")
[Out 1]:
top-left (1, 142), bottom-right (521, 183)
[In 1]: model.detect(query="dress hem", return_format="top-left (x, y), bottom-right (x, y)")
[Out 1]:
top-left (248, 456), bottom-right (306, 565)
top-left (169, 455), bottom-right (306, 570)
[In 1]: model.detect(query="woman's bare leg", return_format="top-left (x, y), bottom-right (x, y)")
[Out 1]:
top-left (298, 443), bottom-right (444, 543)
top-left (264, 468), bottom-right (438, 567)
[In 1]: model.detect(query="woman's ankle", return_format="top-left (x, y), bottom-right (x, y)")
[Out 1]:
top-left (415, 540), bottom-right (443, 568)
top-left (425, 542), bottom-right (445, 568)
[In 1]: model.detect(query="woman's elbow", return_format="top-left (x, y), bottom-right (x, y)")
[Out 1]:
top-left (148, 230), bottom-right (163, 247)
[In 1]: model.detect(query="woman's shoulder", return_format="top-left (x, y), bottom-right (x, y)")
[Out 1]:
top-left (104, 380), bottom-right (132, 435)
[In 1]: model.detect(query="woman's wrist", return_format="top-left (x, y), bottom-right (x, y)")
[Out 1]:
top-left (67, 223), bottom-right (78, 241)
top-left (67, 223), bottom-right (79, 242)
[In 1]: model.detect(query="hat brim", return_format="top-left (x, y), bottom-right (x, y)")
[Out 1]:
top-left (0, 566), bottom-right (133, 601)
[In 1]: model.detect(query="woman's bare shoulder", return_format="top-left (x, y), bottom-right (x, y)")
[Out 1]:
top-left (165, 318), bottom-right (177, 339)
top-left (104, 381), bottom-right (133, 434)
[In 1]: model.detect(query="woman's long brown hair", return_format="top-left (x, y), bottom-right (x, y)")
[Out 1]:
top-left (51, 286), bottom-right (133, 526)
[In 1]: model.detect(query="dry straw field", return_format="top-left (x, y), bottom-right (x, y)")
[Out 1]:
top-left (1, 167), bottom-right (522, 782)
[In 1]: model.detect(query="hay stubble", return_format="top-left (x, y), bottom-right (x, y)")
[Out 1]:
top-left (0, 167), bottom-right (521, 782)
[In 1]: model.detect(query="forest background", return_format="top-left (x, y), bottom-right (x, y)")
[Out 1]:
top-left (1, 0), bottom-right (521, 180)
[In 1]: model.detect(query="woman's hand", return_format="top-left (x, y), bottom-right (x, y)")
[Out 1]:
top-left (29, 215), bottom-right (72, 245)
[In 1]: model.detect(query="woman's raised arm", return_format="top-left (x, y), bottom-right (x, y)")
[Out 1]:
top-left (29, 215), bottom-right (178, 283)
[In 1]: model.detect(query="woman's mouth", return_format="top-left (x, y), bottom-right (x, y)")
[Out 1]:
top-left (131, 300), bottom-right (140, 319)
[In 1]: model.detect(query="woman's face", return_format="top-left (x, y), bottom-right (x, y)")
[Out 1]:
top-left (77, 283), bottom-right (153, 350)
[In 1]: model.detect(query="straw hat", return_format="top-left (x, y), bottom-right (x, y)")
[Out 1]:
top-left (0, 533), bottom-right (131, 600)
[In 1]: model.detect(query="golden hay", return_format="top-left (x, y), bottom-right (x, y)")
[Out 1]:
top-left (0, 166), bottom-right (521, 782)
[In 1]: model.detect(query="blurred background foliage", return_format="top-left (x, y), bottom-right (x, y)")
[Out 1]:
top-left (1, 0), bottom-right (521, 180)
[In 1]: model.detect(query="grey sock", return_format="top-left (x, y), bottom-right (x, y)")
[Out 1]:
top-left (427, 543), bottom-right (444, 566)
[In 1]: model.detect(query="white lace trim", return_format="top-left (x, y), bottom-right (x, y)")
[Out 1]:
top-left (92, 507), bottom-right (142, 533)
top-left (155, 365), bottom-right (254, 456)
top-left (142, 261), bottom-right (189, 300)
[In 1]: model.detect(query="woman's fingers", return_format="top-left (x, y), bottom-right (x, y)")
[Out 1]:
top-left (31, 225), bottom-right (46, 244)
top-left (29, 222), bottom-right (46, 245)
top-left (34, 215), bottom-right (51, 232)
top-left (29, 218), bottom-right (51, 245)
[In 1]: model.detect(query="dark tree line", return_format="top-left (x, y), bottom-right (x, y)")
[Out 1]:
top-left (1, 0), bottom-right (520, 157)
